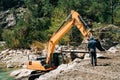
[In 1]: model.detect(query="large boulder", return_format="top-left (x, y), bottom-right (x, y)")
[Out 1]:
top-left (0, 7), bottom-right (28, 28)
top-left (10, 69), bottom-right (33, 79)
top-left (108, 44), bottom-right (120, 53)
top-left (98, 25), bottom-right (120, 49)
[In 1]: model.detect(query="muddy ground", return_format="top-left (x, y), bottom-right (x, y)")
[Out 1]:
top-left (38, 52), bottom-right (120, 80)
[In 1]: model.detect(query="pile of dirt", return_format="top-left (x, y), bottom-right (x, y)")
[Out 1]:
top-left (38, 50), bottom-right (120, 80)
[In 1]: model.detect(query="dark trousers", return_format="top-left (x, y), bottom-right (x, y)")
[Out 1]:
top-left (90, 52), bottom-right (97, 66)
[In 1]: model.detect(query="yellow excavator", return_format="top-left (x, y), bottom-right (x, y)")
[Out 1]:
top-left (27, 10), bottom-right (104, 72)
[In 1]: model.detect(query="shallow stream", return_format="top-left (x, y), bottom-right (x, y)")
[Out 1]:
top-left (0, 68), bottom-right (14, 80)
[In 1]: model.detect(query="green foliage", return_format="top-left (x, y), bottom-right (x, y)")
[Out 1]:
top-left (49, 0), bottom-right (58, 7)
top-left (1, 0), bottom-right (120, 49)
top-left (1, 0), bottom-right (53, 48)
top-left (2, 29), bottom-right (15, 48)
top-left (47, 8), bottom-right (70, 44)
top-left (0, 27), bottom-right (3, 40)
top-left (0, 46), bottom-right (4, 51)
top-left (114, 5), bottom-right (120, 25)
top-left (30, 41), bottom-right (44, 51)
top-left (69, 27), bottom-right (83, 45)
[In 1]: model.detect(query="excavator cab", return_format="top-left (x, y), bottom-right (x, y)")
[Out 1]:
top-left (51, 53), bottom-right (63, 66)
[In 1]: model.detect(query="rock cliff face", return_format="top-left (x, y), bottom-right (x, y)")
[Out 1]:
top-left (0, 7), bottom-right (27, 29)
top-left (0, 10), bottom-right (15, 28)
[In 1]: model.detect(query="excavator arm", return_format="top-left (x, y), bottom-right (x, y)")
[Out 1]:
top-left (46, 10), bottom-right (92, 64)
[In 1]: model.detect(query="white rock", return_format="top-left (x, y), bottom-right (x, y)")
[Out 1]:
top-left (39, 62), bottom-right (77, 80)
top-left (28, 55), bottom-right (38, 60)
top-left (1, 49), bottom-right (9, 54)
top-left (8, 50), bottom-right (14, 54)
top-left (42, 50), bottom-right (47, 56)
top-left (6, 13), bottom-right (16, 27)
top-left (15, 69), bottom-right (33, 79)
top-left (73, 58), bottom-right (82, 63)
top-left (84, 53), bottom-right (105, 60)
top-left (16, 50), bottom-right (23, 54)
top-left (97, 53), bottom-right (104, 58)
top-left (108, 47), bottom-right (119, 53)
top-left (84, 54), bottom-right (90, 60)
top-left (22, 64), bottom-right (27, 68)
top-left (10, 69), bottom-right (22, 77)
top-left (116, 44), bottom-right (120, 48)
top-left (10, 69), bottom-right (33, 79)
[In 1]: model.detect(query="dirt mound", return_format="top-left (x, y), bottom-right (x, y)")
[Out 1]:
top-left (38, 52), bottom-right (120, 80)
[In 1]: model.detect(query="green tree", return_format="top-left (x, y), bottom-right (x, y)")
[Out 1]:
top-left (114, 5), bottom-right (120, 25)
top-left (1, 0), bottom-right (120, 49)
top-left (47, 8), bottom-right (69, 44)
top-left (2, 0), bottom-right (53, 48)
top-left (2, 29), bottom-right (16, 48)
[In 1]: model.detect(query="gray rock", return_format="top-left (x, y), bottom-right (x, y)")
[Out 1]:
top-left (10, 69), bottom-right (33, 79)
top-left (98, 25), bottom-right (120, 49)
top-left (38, 62), bottom-right (78, 80)
top-left (6, 13), bottom-right (16, 27)
top-left (84, 54), bottom-right (90, 60)
top-left (7, 62), bottom-right (14, 68)
top-left (108, 46), bottom-right (119, 53)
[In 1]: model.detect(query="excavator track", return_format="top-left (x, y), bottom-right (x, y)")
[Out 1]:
top-left (28, 70), bottom-right (50, 80)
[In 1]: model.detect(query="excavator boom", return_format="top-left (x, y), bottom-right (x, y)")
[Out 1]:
top-left (46, 10), bottom-right (92, 64)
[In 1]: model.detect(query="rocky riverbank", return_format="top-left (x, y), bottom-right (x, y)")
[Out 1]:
top-left (6, 44), bottom-right (120, 80)
top-left (0, 49), bottom-right (29, 68)
top-left (0, 68), bottom-right (14, 80)
top-left (0, 40), bottom-right (120, 80)
top-left (0, 48), bottom-right (46, 80)
top-left (0, 48), bottom-right (46, 68)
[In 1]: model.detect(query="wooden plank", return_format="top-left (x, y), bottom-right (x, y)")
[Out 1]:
top-left (62, 50), bottom-right (105, 53)
top-left (62, 50), bottom-right (89, 53)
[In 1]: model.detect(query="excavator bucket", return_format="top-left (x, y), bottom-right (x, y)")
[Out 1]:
top-left (95, 39), bottom-right (105, 51)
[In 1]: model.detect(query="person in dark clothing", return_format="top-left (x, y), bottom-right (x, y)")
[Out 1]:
top-left (87, 36), bottom-right (97, 66)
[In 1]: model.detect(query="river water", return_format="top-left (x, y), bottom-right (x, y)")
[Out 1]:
top-left (0, 68), bottom-right (14, 80)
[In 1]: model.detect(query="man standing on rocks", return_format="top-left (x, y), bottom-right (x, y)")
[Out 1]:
top-left (87, 36), bottom-right (97, 66)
